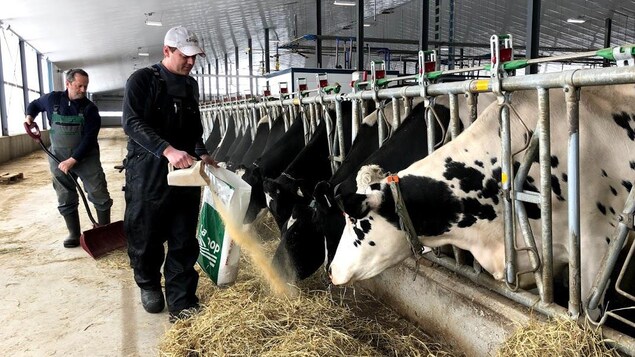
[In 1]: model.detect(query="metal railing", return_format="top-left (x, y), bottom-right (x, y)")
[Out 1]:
top-left (200, 43), bottom-right (635, 354)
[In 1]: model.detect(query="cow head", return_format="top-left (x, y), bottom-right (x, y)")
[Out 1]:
top-left (272, 204), bottom-right (326, 282)
top-left (263, 174), bottom-right (308, 229)
top-left (329, 187), bottom-right (412, 285)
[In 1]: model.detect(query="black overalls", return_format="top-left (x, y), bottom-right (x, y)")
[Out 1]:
top-left (123, 64), bottom-right (205, 313)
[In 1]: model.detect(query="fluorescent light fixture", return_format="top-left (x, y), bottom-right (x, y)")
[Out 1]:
top-left (363, 23), bottom-right (371, 27)
top-left (145, 20), bottom-right (163, 26)
top-left (144, 12), bottom-right (163, 26)
top-left (566, 17), bottom-right (586, 24)
top-left (334, 0), bottom-right (356, 6)
top-left (138, 52), bottom-right (150, 56)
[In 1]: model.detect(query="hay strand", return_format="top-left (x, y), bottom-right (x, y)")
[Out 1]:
top-left (496, 315), bottom-right (620, 357)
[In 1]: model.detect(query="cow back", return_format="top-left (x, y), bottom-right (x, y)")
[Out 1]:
top-left (212, 117), bottom-right (236, 161)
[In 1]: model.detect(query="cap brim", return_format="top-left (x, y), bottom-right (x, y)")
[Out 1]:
top-left (179, 46), bottom-right (206, 57)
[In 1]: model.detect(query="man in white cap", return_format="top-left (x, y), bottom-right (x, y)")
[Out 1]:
top-left (122, 26), bottom-right (217, 323)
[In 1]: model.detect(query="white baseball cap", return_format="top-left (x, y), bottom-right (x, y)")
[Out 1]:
top-left (164, 26), bottom-right (206, 57)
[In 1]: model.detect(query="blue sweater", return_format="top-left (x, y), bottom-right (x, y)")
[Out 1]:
top-left (26, 90), bottom-right (101, 161)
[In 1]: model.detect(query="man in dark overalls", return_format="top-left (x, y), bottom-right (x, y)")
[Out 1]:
top-left (25, 69), bottom-right (113, 248)
top-left (122, 26), bottom-right (217, 322)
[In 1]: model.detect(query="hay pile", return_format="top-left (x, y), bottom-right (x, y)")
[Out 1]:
top-left (496, 316), bottom-right (619, 357)
top-left (159, 240), bottom-right (458, 356)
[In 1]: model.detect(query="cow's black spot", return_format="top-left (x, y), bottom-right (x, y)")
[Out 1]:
top-left (359, 219), bottom-right (372, 234)
top-left (609, 207), bottom-right (616, 215)
top-left (597, 202), bottom-right (607, 216)
top-left (630, 161), bottom-right (635, 170)
top-left (353, 226), bottom-right (365, 241)
top-left (368, 216), bottom-right (373, 220)
top-left (491, 157), bottom-right (498, 165)
top-left (458, 213), bottom-right (477, 228)
top-left (562, 173), bottom-right (567, 183)
top-left (612, 112), bottom-right (635, 141)
top-left (481, 178), bottom-right (500, 205)
top-left (377, 176), bottom-right (462, 236)
top-left (527, 176), bottom-right (535, 183)
top-left (369, 241), bottom-right (376, 246)
top-left (551, 156), bottom-right (559, 168)
top-left (606, 237), bottom-right (611, 244)
top-left (444, 160), bottom-right (485, 193)
top-left (610, 186), bottom-right (618, 196)
top-left (474, 160), bottom-right (484, 168)
top-left (623, 180), bottom-right (633, 193)
top-left (551, 175), bottom-right (565, 201)
top-left (460, 197), bottom-right (497, 227)
top-left (353, 240), bottom-right (360, 247)
top-left (602, 169), bottom-right (608, 177)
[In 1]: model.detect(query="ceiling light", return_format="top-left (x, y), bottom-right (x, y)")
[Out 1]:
top-left (144, 12), bottom-right (163, 26)
top-left (566, 16), bottom-right (586, 24)
top-left (145, 20), bottom-right (163, 26)
top-left (363, 23), bottom-right (371, 27)
top-left (138, 52), bottom-right (150, 57)
top-left (334, 1), bottom-right (356, 6)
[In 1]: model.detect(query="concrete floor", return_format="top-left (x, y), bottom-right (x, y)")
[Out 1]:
top-left (0, 128), bottom-right (169, 356)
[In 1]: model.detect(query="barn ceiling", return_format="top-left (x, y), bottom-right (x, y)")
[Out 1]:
top-left (1, 0), bottom-right (635, 95)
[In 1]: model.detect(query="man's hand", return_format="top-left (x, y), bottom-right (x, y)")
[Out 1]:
top-left (163, 145), bottom-right (194, 169)
top-left (24, 115), bottom-right (34, 127)
top-left (200, 154), bottom-right (219, 168)
top-left (58, 157), bottom-right (77, 174)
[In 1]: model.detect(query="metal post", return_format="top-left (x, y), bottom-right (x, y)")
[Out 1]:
top-left (448, 93), bottom-right (460, 139)
top-left (603, 18), bottom-right (612, 68)
top-left (351, 99), bottom-right (360, 142)
top-left (500, 98), bottom-right (516, 285)
top-left (215, 58), bottom-right (220, 96)
top-left (248, 38), bottom-right (254, 96)
top-left (356, 0), bottom-right (364, 70)
top-left (19, 40), bottom-right (29, 118)
top-left (426, 105), bottom-right (435, 155)
top-left (538, 87), bottom-right (553, 304)
top-left (316, 0), bottom-right (323, 68)
top-left (420, 0), bottom-right (429, 51)
top-left (566, 85), bottom-right (582, 316)
top-left (264, 28), bottom-right (270, 73)
top-left (465, 92), bottom-right (478, 126)
top-left (224, 53), bottom-right (229, 96)
top-left (36, 52), bottom-right (47, 130)
top-left (235, 47), bottom-right (240, 94)
top-left (391, 97), bottom-right (401, 128)
top-left (448, 0), bottom-right (455, 70)
top-left (377, 101), bottom-right (387, 146)
top-left (525, 0), bottom-right (541, 74)
top-left (335, 98), bottom-right (345, 171)
top-left (434, 0), bottom-right (440, 51)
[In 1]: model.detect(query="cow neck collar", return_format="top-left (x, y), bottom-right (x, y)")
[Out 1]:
top-left (385, 175), bottom-right (431, 280)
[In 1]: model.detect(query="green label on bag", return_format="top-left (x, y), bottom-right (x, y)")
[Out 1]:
top-left (196, 202), bottom-right (226, 283)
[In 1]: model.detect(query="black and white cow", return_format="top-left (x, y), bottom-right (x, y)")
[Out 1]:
top-left (329, 84), bottom-right (635, 312)
top-left (263, 101), bottom-right (352, 229)
top-left (204, 115), bottom-right (222, 155)
top-left (212, 116), bottom-right (237, 162)
top-left (221, 124), bottom-right (248, 164)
